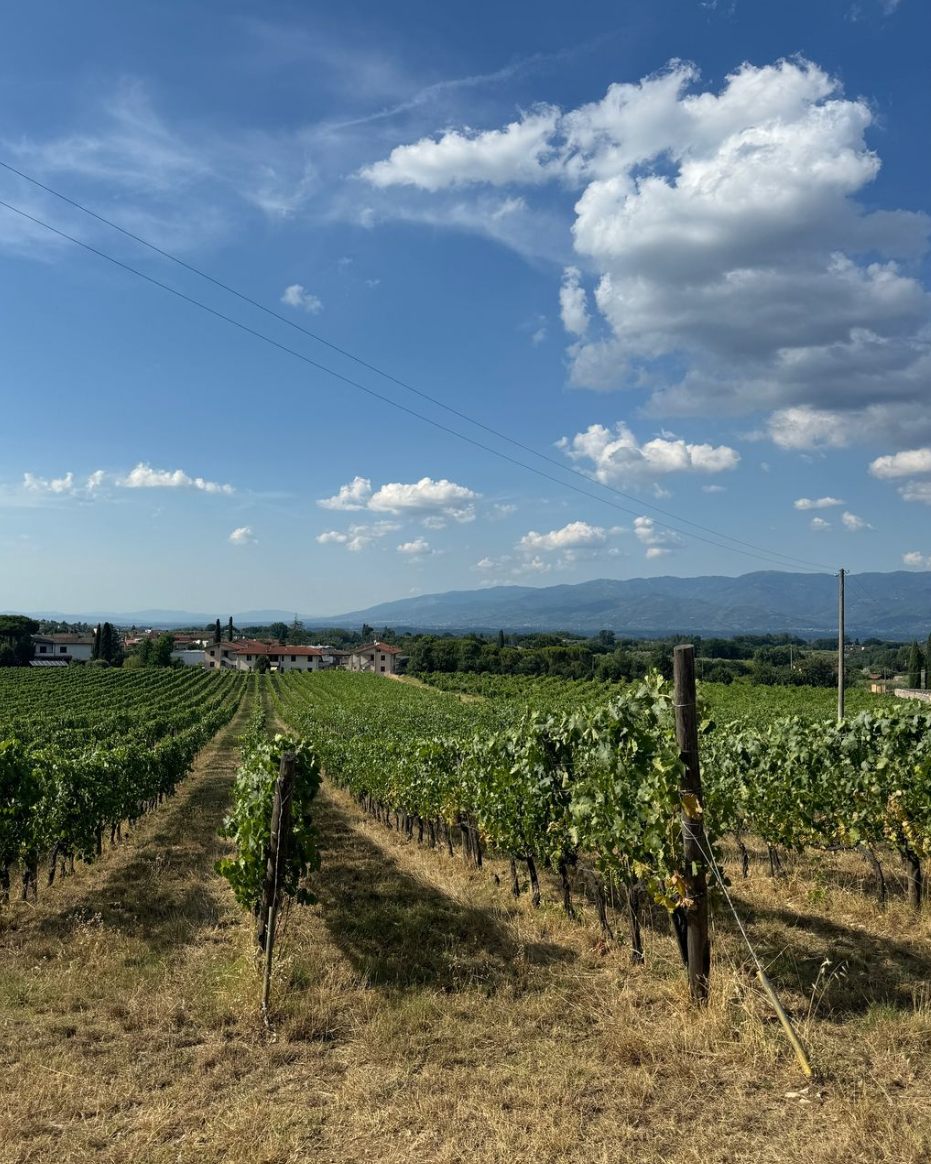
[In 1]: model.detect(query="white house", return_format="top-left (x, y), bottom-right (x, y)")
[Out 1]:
top-left (347, 641), bottom-right (403, 675)
top-left (31, 633), bottom-right (96, 662)
top-left (203, 640), bottom-right (330, 672)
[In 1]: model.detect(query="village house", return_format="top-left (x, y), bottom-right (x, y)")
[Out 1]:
top-left (203, 640), bottom-right (335, 672)
top-left (31, 633), bottom-right (96, 663)
top-left (347, 641), bottom-right (403, 674)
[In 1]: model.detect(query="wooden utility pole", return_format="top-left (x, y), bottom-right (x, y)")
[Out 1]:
top-left (837, 568), bottom-right (845, 722)
top-left (259, 753), bottom-right (296, 1016)
top-left (673, 645), bottom-right (710, 1004)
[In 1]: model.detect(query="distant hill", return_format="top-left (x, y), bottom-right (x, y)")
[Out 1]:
top-left (15, 571), bottom-right (931, 637)
top-left (307, 571), bottom-right (931, 639)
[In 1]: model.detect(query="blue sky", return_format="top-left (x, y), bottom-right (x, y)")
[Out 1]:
top-left (1, 0), bottom-right (929, 616)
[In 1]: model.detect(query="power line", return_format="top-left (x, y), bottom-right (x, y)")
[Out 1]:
top-left (0, 193), bottom-right (830, 573)
top-left (0, 158), bottom-right (835, 576)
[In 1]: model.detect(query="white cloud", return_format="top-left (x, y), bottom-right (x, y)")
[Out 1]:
top-left (559, 266), bottom-right (590, 336)
top-left (228, 526), bottom-right (256, 546)
top-left (558, 421), bottom-right (739, 482)
top-left (368, 477), bottom-right (479, 522)
top-left (512, 555), bottom-right (551, 575)
top-left (23, 471), bottom-right (75, 494)
top-left (702, 484), bottom-right (726, 493)
top-left (794, 496), bottom-right (844, 510)
top-left (903, 551), bottom-right (930, 568)
top-left (491, 502), bottom-right (518, 519)
top-left (767, 408), bottom-right (856, 450)
top-left (841, 510), bottom-right (872, 531)
top-left (363, 58), bottom-right (931, 446)
top-left (316, 521), bottom-right (402, 552)
top-left (281, 283), bottom-right (323, 313)
top-left (317, 476), bottom-right (372, 511)
top-left (317, 475), bottom-right (478, 522)
top-left (531, 326), bottom-right (547, 345)
top-left (86, 469), bottom-right (106, 492)
top-left (899, 480), bottom-right (931, 505)
top-left (869, 448), bottom-right (931, 479)
top-left (360, 106), bottom-right (561, 191)
top-left (118, 463), bottom-right (234, 494)
top-left (397, 538), bottom-right (430, 555)
top-left (633, 515), bottom-right (682, 556)
top-left (810, 516), bottom-right (831, 531)
top-left (518, 520), bottom-right (608, 553)
top-left (421, 515), bottom-right (447, 530)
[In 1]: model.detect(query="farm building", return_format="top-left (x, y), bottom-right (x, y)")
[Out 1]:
top-left (347, 641), bottom-right (403, 674)
top-left (203, 640), bottom-right (338, 672)
top-left (31, 633), bottom-right (95, 663)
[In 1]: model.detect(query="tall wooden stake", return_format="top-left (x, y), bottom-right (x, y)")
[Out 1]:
top-left (673, 645), bottom-right (710, 1004)
top-left (837, 568), bottom-right (845, 722)
top-left (260, 752), bottom-right (296, 1017)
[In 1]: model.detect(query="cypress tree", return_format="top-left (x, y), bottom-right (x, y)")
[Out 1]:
top-left (92, 623), bottom-right (102, 660)
top-left (214, 619), bottom-right (221, 645)
top-left (100, 622), bottom-right (114, 664)
top-left (906, 641), bottom-right (922, 689)
top-left (925, 634), bottom-right (931, 690)
top-left (227, 616), bottom-right (234, 642)
top-left (497, 628), bottom-right (505, 650)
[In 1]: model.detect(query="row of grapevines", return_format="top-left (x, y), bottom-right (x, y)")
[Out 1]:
top-left (0, 669), bottom-right (245, 903)
top-left (216, 677), bottom-right (321, 944)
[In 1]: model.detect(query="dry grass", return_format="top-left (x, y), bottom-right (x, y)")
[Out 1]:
top-left (1, 697), bottom-right (930, 1163)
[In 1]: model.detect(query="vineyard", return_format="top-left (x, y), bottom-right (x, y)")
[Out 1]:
top-left (0, 667), bottom-right (245, 900)
top-left (1, 665), bottom-right (930, 1163)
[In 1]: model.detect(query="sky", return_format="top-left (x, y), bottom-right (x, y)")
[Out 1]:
top-left (1, 0), bottom-right (929, 616)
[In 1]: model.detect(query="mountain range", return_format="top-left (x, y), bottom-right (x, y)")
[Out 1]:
top-left (16, 571), bottom-right (931, 638)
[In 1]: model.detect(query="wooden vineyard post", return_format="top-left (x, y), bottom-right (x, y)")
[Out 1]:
top-left (673, 645), bottom-right (710, 1004)
top-left (259, 752), bottom-right (296, 1017)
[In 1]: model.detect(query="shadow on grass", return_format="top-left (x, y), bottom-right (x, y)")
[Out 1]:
top-left (313, 792), bottom-right (573, 992)
top-left (724, 894), bottom-right (931, 1018)
top-left (23, 755), bottom-right (237, 955)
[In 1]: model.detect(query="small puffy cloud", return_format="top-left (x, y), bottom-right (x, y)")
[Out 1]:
top-left (519, 520), bottom-right (608, 553)
top-left (559, 421), bottom-right (739, 483)
top-left (368, 477), bottom-right (479, 522)
top-left (359, 106), bottom-right (561, 191)
top-left (794, 496), bottom-right (844, 510)
top-left (318, 476), bottom-right (372, 511)
top-left (421, 515), bottom-right (447, 530)
top-left (318, 476), bottom-right (478, 522)
top-left (767, 408), bottom-right (854, 450)
top-left (316, 521), bottom-right (402, 552)
top-left (281, 283), bottom-right (323, 313)
top-left (397, 538), bottom-right (430, 555)
top-left (903, 551), bottom-right (930, 568)
top-left (841, 510), bottom-right (872, 531)
top-left (228, 526), bottom-right (256, 546)
top-left (476, 557), bottom-right (495, 570)
top-left (702, 484), bottom-right (726, 494)
top-left (512, 555), bottom-right (551, 575)
top-left (491, 502), bottom-right (518, 518)
top-left (898, 480), bottom-right (931, 505)
top-left (86, 469), bottom-right (106, 491)
top-left (559, 267), bottom-right (590, 337)
top-left (118, 463), bottom-right (234, 494)
top-left (633, 515), bottom-right (682, 556)
top-left (810, 516), bottom-right (831, 531)
top-left (531, 325), bottom-right (547, 345)
top-left (869, 448), bottom-right (931, 479)
top-left (23, 471), bottom-right (75, 494)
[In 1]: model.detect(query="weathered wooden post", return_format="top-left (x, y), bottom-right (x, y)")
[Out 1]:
top-left (673, 645), bottom-right (710, 1004)
top-left (259, 752), bottom-right (296, 1015)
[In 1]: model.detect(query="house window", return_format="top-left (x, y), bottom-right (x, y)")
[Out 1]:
top-left (39, 645), bottom-right (47, 653)
top-left (60, 646), bottom-right (67, 654)
top-left (291, 655), bottom-right (296, 662)
top-left (380, 654), bottom-right (385, 661)
top-left (380, 665), bottom-right (385, 672)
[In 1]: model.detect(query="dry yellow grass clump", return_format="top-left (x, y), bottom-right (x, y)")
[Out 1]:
top-left (1, 694), bottom-right (930, 1164)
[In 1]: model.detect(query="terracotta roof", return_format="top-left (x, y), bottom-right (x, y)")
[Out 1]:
top-left (352, 641), bottom-right (403, 656)
top-left (47, 634), bottom-right (96, 645)
top-left (206, 640), bottom-right (324, 657)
